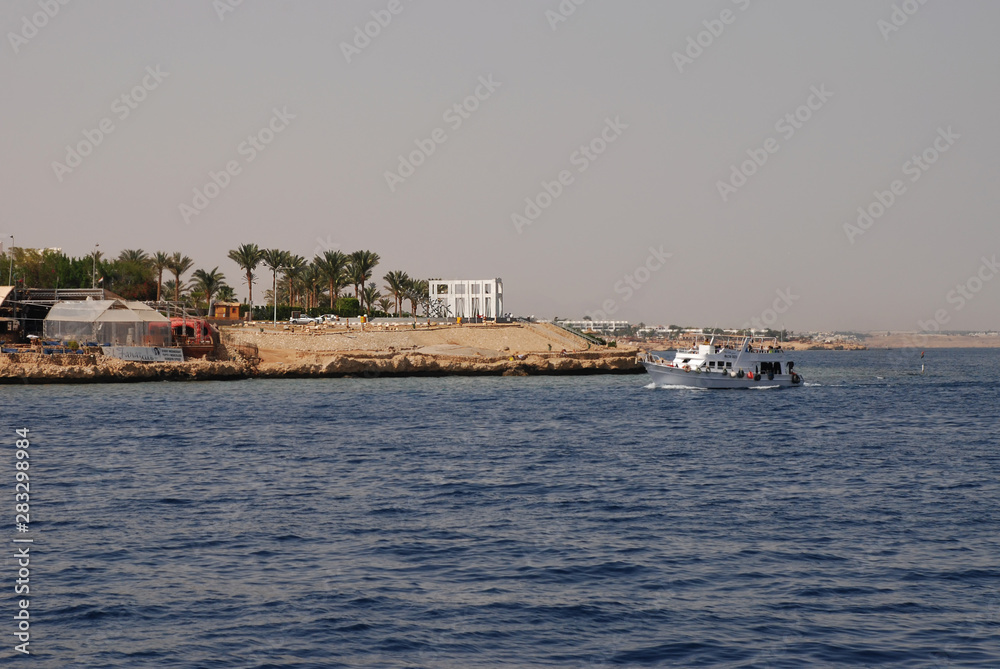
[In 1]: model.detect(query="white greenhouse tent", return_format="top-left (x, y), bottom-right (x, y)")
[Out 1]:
top-left (43, 300), bottom-right (171, 346)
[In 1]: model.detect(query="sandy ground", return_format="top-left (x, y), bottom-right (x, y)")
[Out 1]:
top-left (224, 322), bottom-right (593, 364)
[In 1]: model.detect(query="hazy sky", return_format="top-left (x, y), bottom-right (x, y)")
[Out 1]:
top-left (2, 0), bottom-right (999, 330)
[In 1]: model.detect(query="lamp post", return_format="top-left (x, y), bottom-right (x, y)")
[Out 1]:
top-left (91, 243), bottom-right (99, 289)
top-left (272, 267), bottom-right (281, 325)
top-left (7, 235), bottom-right (13, 285)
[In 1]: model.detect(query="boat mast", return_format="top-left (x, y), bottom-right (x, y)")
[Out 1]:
top-left (733, 336), bottom-right (750, 370)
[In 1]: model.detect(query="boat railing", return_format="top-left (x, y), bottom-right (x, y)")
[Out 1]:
top-left (638, 351), bottom-right (673, 366)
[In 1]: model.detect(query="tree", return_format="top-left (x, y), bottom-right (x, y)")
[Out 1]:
top-left (227, 243), bottom-right (263, 316)
top-left (383, 270), bottom-right (410, 315)
top-left (118, 249), bottom-right (149, 265)
top-left (403, 278), bottom-right (428, 316)
top-left (162, 279), bottom-right (186, 302)
top-left (348, 262), bottom-right (367, 302)
top-left (302, 262), bottom-right (324, 309)
top-left (216, 285), bottom-right (236, 303)
top-left (191, 267), bottom-right (226, 312)
top-left (363, 281), bottom-right (381, 316)
top-left (107, 253), bottom-right (155, 299)
top-left (151, 251), bottom-right (171, 301)
top-left (348, 250), bottom-right (380, 311)
top-left (260, 249), bottom-right (290, 306)
top-left (316, 250), bottom-right (349, 309)
top-left (377, 297), bottom-right (393, 315)
top-left (169, 253), bottom-right (194, 302)
top-left (282, 255), bottom-right (307, 307)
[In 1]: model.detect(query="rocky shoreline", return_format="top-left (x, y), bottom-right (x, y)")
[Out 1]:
top-left (0, 348), bottom-right (643, 384)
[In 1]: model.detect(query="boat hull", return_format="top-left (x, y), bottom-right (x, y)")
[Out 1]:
top-left (642, 361), bottom-right (803, 389)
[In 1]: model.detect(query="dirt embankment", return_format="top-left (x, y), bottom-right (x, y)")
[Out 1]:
top-left (255, 348), bottom-right (641, 378)
top-left (0, 353), bottom-right (247, 385)
top-left (0, 323), bottom-right (643, 384)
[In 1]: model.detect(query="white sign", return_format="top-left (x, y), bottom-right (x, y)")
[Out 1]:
top-left (102, 346), bottom-right (185, 363)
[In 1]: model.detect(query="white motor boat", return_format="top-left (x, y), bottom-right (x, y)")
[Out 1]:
top-left (639, 336), bottom-right (803, 389)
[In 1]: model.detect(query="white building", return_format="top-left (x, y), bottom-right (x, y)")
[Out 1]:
top-left (428, 278), bottom-right (503, 319)
top-left (560, 320), bottom-right (630, 334)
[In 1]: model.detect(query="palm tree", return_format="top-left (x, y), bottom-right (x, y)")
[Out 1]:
top-left (316, 250), bottom-right (349, 309)
top-left (118, 249), bottom-right (149, 264)
top-left (151, 251), bottom-right (170, 301)
top-left (283, 255), bottom-right (307, 307)
top-left (383, 270), bottom-right (410, 315)
top-left (162, 279), bottom-right (186, 302)
top-left (216, 285), bottom-right (236, 303)
top-left (377, 297), bottom-right (393, 315)
top-left (227, 243), bottom-right (263, 317)
top-left (191, 267), bottom-right (226, 313)
top-left (363, 281), bottom-right (381, 317)
top-left (302, 262), bottom-right (324, 309)
top-left (404, 278), bottom-right (428, 316)
top-left (348, 250), bottom-right (380, 311)
top-left (260, 249), bottom-right (290, 307)
top-left (348, 262), bottom-right (367, 303)
top-left (109, 252), bottom-right (154, 298)
top-left (169, 253), bottom-right (194, 302)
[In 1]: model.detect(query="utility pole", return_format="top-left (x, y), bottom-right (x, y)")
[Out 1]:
top-left (273, 267), bottom-right (283, 324)
top-left (92, 243), bottom-right (99, 289)
top-left (7, 235), bottom-right (13, 285)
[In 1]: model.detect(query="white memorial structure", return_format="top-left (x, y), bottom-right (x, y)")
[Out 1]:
top-left (427, 279), bottom-right (503, 319)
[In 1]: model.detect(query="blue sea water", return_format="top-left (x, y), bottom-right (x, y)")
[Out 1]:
top-left (4, 348), bottom-right (1000, 667)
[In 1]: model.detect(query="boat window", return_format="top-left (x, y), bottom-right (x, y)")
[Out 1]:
top-left (726, 362), bottom-right (732, 368)
top-left (709, 361), bottom-right (716, 367)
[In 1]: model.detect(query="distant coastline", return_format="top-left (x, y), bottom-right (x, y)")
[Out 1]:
top-left (860, 333), bottom-right (1000, 349)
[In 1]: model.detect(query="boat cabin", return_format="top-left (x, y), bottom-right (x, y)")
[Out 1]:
top-left (671, 336), bottom-right (796, 375)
